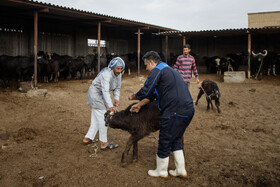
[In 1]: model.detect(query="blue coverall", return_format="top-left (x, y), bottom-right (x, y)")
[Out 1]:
top-left (136, 62), bottom-right (194, 158)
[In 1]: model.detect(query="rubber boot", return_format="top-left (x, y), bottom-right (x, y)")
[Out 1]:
top-left (148, 155), bottom-right (169, 178)
top-left (169, 150), bottom-right (187, 178)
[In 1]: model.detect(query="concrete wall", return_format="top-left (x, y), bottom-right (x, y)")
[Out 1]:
top-left (248, 11), bottom-right (280, 28)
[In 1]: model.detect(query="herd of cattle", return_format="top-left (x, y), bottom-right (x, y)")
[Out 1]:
top-left (201, 50), bottom-right (280, 79)
top-left (172, 50), bottom-right (279, 79)
top-left (0, 52), bottom-right (139, 87)
top-left (0, 50), bottom-right (279, 87)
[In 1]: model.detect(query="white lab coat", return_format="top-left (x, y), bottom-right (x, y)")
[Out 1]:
top-left (87, 69), bottom-right (121, 110)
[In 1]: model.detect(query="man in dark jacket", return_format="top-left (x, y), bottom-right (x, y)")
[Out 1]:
top-left (128, 51), bottom-right (194, 178)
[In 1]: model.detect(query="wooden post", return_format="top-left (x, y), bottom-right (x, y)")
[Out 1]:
top-left (248, 32), bottom-right (251, 79)
top-left (165, 35), bottom-right (168, 63)
top-left (183, 36), bottom-right (186, 46)
top-left (137, 28), bottom-right (140, 76)
top-left (97, 22), bottom-right (101, 73)
top-left (33, 11), bottom-right (38, 87)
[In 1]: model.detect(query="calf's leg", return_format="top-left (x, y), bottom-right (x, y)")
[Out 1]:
top-left (215, 99), bottom-right (221, 113)
top-left (195, 89), bottom-right (204, 105)
top-left (207, 99), bottom-right (210, 110)
top-left (133, 142), bottom-right (138, 162)
top-left (121, 134), bottom-right (143, 167)
top-left (210, 100), bottom-right (214, 110)
top-left (121, 135), bottom-right (134, 166)
top-left (132, 134), bottom-right (146, 161)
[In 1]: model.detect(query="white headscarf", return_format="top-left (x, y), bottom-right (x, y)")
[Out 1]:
top-left (97, 57), bottom-right (125, 77)
top-left (108, 57), bottom-right (125, 70)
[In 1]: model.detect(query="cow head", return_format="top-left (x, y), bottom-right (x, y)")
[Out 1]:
top-left (37, 51), bottom-right (52, 64)
top-left (208, 89), bottom-right (221, 100)
top-left (104, 111), bottom-right (114, 127)
top-left (215, 58), bottom-right (221, 67)
top-left (252, 50), bottom-right (267, 62)
top-left (47, 52), bottom-right (52, 60)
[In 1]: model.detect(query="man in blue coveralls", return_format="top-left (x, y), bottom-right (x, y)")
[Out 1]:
top-left (128, 51), bottom-right (194, 178)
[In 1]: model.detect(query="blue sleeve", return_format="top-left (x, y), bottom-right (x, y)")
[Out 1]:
top-left (136, 68), bottom-right (160, 101)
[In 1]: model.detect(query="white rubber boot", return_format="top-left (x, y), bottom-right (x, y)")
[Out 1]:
top-left (148, 155), bottom-right (169, 178)
top-left (169, 150), bottom-right (187, 178)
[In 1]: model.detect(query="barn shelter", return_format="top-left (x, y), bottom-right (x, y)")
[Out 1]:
top-left (158, 27), bottom-right (280, 78)
top-left (0, 0), bottom-right (177, 86)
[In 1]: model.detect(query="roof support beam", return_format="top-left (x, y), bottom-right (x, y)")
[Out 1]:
top-left (101, 19), bottom-right (111, 23)
top-left (137, 28), bottom-right (141, 76)
top-left (97, 21), bottom-right (101, 73)
top-left (39, 7), bottom-right (49, 12)
top-left (91, 19), bottom-right (111, 23)
top-left (140, 26), bottom-right (149, 30)
top-left (247, 32), bottom-right (251, 79)
top-left (165, 35), bottom-right (168, 63)
top-left (33, 10), bottom-right (38, 88)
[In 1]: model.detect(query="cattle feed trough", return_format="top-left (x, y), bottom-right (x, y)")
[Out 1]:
top-left (223, 71), bottom-right (246, 83)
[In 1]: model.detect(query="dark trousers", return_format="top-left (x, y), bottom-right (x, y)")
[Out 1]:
top-left (185, 81), bottom-right (190, 88)
top-left (157, 109), bottom-right (194, 158)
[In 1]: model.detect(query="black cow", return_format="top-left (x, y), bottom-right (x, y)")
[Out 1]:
top-left (106, 53), bottom-right (116, 66)
top-left (126, 53), bottom-right (137, 74)
top-left (47, 59), bottom-right (60, 82)
top-left (203, 56), bottom-right (220, 74)
top-left (93, 55), bottom-right (108, 72)
top-left (251, 50), bottom-right (267, 80)
top-left (217, 57), bottom-right (234, 75)
top-left (263, 51), bottom-right (280, 76)
top-left (66, 57), bottom-right (85, 80)
top-left (37, 52), bottom-right (50, 82)
top-left (51, 53), bottom-right (72, 80)
top-left (37, 52), bottom-right (60, 82)
top-left (0, 55), bottom-right (33, 87)
top-left (84, 54), bottom-right (96, 77)
top-left (226, 53), bottom-right (246, 71)
top-left (0, 55), bottom-right (14, 86)
top-left (195, 79), bottom-right (221, 113)
top-left (119, 53), bottom-right (137, 75)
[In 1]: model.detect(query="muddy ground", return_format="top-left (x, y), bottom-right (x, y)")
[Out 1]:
top-left (0, 73), bottom-right (279, 187)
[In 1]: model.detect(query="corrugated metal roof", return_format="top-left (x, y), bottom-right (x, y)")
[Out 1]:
top-left (33, 0), bottom-right (166, 27)
top-left (1, 0), bottom-right (177, 32)
top-left (158, 27), bottom-right (280, 36)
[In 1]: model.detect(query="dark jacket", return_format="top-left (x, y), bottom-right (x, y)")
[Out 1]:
top-left (136, 62), bottom-right (194, 118)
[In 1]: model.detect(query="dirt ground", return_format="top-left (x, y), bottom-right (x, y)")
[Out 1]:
top-left (0, 72), bottom-right (279, 187)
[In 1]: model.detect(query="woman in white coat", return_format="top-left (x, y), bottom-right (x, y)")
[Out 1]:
top-left (83, 57), bottom-right (125, 150)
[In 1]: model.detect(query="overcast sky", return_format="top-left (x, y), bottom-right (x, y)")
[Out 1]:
top-left (39, 0), bottom-right (280, 31)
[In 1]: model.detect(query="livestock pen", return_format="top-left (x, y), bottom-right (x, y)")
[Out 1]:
top-left (0, 73), bottom-right (279, 186)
